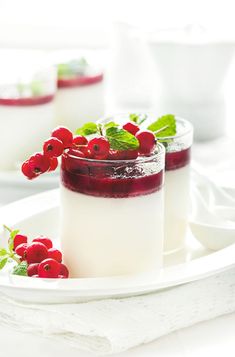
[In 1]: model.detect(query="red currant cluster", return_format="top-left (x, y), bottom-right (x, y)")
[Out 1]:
top-left (14, 234), bottom-right (69, 278)
top-left (22, 122), bottom-right (156, 179)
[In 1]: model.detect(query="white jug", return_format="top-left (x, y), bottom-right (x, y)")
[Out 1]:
top-left (147, 25), bottom-right (235, 141)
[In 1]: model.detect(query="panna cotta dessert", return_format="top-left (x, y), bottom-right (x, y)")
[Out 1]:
top-left (55, 55), bottom-right (104, 131)
top-left (22, 119), bottom-right (165, 278)
top-left (100, 113), bottom-right (193, 253)
top-left (0, 50), bottom-right (56, 170)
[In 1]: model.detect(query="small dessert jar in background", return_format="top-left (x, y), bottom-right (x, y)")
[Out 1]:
top-left (54, 52), bottom-right (104, 131)
top-left (60, 144), bottom-right (165, 278)
top-left (0, 50), bottom-right (56, 170)
top-left (162, 118), bottom-right (193, 253)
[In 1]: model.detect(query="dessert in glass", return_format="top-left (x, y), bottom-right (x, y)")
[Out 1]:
top-left (161, 118), bottom-right (193, 253)
top-left (0, 50), bottom-right (56, 170)
top-left (21, 116), bottom-right (165, 278)
top-left (54, 53), bottom-right (104, 131)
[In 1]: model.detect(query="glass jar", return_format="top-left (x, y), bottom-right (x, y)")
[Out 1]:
top-left (162, 118), bottom-right (193, 253)
top-left (53, 51), bottom-right (104, 131)
top-left (60, 144), bottom-right (165, 278)
top-left (0, 50), bottom-right (56, 170)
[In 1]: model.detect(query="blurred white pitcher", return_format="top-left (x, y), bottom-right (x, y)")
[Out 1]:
top-left (147, 25), bottom-right (235, 141)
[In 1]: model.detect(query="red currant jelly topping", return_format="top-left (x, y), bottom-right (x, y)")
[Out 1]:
top-left (61, 152), bottom-right (163, 198)
top-left (0, 94), bottom-right (54, 106)
top-left (165, 147), bottom-right (191, 171)
top-left (57, 73), bottom-right (103, 89)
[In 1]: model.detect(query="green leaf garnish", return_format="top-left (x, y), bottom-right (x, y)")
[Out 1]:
top-left (0, 248), bottom-right (8, 256)
top-left (106, 127), bottom-right (139, 151)
top-left (75, 122), bottom-right (98, 136)
top-left (147, 114), bottom-right (176, 137)
top-left (104, 121), bottom-right (119, 130)
top-left (0, 257), bottom-right (8, 270)
top-left (12, 261), bottom-right (28, 276)
top-left (129, 113), bottom-right (147, 126)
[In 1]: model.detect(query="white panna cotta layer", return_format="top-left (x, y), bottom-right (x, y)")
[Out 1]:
top-left (60, 185), bottom-right (164, 278)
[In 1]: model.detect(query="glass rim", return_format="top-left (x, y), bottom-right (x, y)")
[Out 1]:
top-left (63, 142), bottom-right (165, 165)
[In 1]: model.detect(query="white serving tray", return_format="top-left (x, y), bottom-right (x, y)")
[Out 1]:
top-left (0, 189), bottom-right (235, 304)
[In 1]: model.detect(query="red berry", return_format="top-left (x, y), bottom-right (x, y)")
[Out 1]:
top-left (38, 258), bottom-right (60, 278)
top-left (51, 126), bottom-right (73, 148)
top-left (135, 130), bottom-right (156, 155)
top-left (124, 149), bottom-right (139, 160)
top-left (123, 122), bottom-right (140, 135)
top-left (21, 160), bottom-right (38, 179)
top-left (15, 243), bottom-right (28, 260)
top-left (32, 237), bottom-right (53, 249)
top-left (43, 137), bottom-right (64, 158)
top-left (88, 137), bottom-right (110, 159)
top-left (26, 242), bottom-right (48, 264)
top-left (79, 146), bottom-right (92, 158)
top-left (59, 263), bottom-right (69, 278)
top-left (72, 135), bottom-right (88, 147)
top-left (27, 263), bottom-right (39, 277)
top-left (67, 148), bottom-right (85, 158)
top-left (48, 157), bottom-right (58, 171)
top-left (48, 248), bottom-right (62, 263)
top-left (28, 153), bottom-right (50, 174)
top-left (13, 234), bottom-right (28, 250)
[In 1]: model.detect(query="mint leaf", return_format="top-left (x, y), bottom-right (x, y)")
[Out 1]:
top-left (129, 113), bottom-right (147, 126)
top-left (106, 127), bottom-right (139, 151)
top-left (0, 257), bottom-right (8, 270)
top-left (104, 121), bottom-right (119, 130)
top-left (75, 122), bottom-right (98, 136)
top-left (0, 248), bottom-right (8, 256)
top-left (8, 229), bottom-right (19, 253)
top-left (12, 261), bottom-right (28, 276)
top-left (147, 114), bottom-right (176, 137)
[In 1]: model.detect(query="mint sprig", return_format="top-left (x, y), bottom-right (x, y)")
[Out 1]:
top-left (147, 114), bottom-right (176, 137)
top-left (76, 122), bottom-right (98, 136)
top-left (106, 127), bottom-right (139, 151)
top-left (129, 113), bottom-right (147, 126)
top-left (0, 225), bottom-right (22, 272)
top-left (12, 261), bottom-right (28, 276)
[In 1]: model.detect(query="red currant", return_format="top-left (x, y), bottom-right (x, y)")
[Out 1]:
top-left (135, 130), bottom-right (156, 155)
top-left (48, 157), bottom-right (58, 171)
top-left (67, 148), bottom-right (85, 158)
top-left (51, 126), bottom-right (73, 148)
top-left (59, 263), bottom-right (69, 278)
top-left (38, 258), bottom-right (60, 278)
top-left (27, 263), bottom-right (39, 277)
top-left (124, 149), bottom-right (139, 160)
top-left (43, 137), bottom-right (64, 158)
top-left (48, 248), bottom-right (62, 263)
top-left (13, 234), bottom-right (28, 250)
top-left (15, 243), bottom-right (28, 260)
top-left (26, 242), bottom-right (48, 264)
top-left (21, 160), bottom-right (38, 179)
top-left (88, 137), bottom-right (110, 159)
top-left (28, 153), bottom-right (50, 174)
top-left (123, 122), bottom-right (140, 135)
top-left (72, 135), bottom-right (88, 147)
top-left (32, 237), bottom-right (53, 249)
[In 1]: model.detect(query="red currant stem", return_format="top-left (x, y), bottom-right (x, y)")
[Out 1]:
top-left (154, 125), bottom-right (169, 135)
top-left (138, 115), bottom-right (147, 125)
top-left (9, 254), bottom-right (21, 264)
top-left (98, 124), bottom-right (103, 136)
top-left (3, 224), bottom-right (12, 233)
